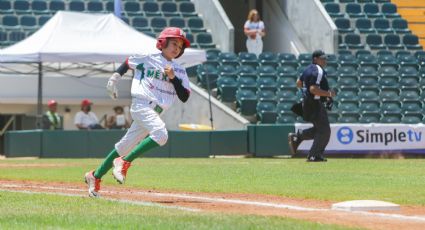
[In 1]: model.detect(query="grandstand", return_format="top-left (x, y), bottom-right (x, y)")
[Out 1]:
top-left (0, 0), bottom-right (424, 130)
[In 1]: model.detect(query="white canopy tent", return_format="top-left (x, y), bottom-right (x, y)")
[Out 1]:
top-left (0, 11), bottom-right (206, 128)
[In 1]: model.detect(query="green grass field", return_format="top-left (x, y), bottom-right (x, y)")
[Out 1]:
top-left (0, 157), bottom-right (424, 229)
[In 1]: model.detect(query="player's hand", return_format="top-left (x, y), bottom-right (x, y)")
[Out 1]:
top-left (328, 90), bottom-right (336, 97)
top-left (164, 65), bottom-right (175, 80)
top-left (106, 73), bottom-right (120, 100)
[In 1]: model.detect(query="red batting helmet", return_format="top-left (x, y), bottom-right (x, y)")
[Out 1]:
top-left (156, 27), bottom-right (190, 58)
top-left (47, 99), bottom-right (57, 107)
top-left (81, 99), bottom-right (92, 107)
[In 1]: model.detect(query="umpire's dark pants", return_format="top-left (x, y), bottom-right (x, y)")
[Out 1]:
top-left (300, 102), bottom-right (331, 157)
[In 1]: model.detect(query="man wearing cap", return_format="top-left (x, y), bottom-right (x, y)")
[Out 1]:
top-left (288, 50), bottom-right (336, 162)
top-left (42, 99), bottom-right (63, 130)
top-left (74, 99), bottom-right (103, 130)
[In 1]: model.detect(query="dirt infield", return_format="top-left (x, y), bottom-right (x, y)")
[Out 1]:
top-left (0, 180), bottom-right (424, 230)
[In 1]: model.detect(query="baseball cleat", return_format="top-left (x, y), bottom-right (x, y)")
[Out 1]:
top-left (288, 132), bottom-right (301, 156)
top-left (112, 156), bottom-right (131, 184)
top-left (84, 170), bottom-right (101, 197)
top-left (306, 155), bottom-right (327, 162)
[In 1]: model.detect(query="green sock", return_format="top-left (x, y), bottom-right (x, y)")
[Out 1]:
top-left (123, 137), bottom-right (159, 162)
top-left (94, 149), bottom-right (119, 179)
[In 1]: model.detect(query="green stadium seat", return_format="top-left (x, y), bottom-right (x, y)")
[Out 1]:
top-left (69, 0), bottom-right (85, 12)
top-left (378, 54), bottom-right (399, 68)
top-left (217, 65), bottom-right (237, 77)
top-left (197, 64), bottom-right (218, 88)
top-left (106, 1), bottom-right (113, 12)
top-left (143, 2), bottom-right (162, 16)
top-left (150, 17), bottom-right (167, 32)
top-left (196, 32), bottom-right (216, 49)
top-left (276, 101), bottom-right (294, 114)
top-left (0, 1), bottom-right (13, 15)
top-left (327, 112), bottom-right (339, 123)
top-left (380, 88), bottom-right (400, 101)
top-left (346, 3), bottom-right (365, 18)
top-left (14, 0), bottom-right (30, 14)
top-left (339, 0), bottom-right (355, 3)
top-left (356, 18), bottom-right (375, 34)
top-left (187, 17), bottom-right (206, 33)
top-left (298, 53), bottom-right (312, 66)
top-left (335, 18), bottom-right (355, 34)
top-left (374, 18), bottom-right (393, 34)
top-left (324, 3), bottom-right (345, 18)
top-left (384, 34), bottom-right (404, 50)
top-left (358, 68), bottom-right (378, 88)
top-left (276, 112), bottom-right (297, 124)
top-left (325, 66), bottom-right (337, 78)
top-left (217, 76), bottom-right (237, 102)
top-left (338, 113), bottom-right (360, 123)
top-left (219, 52), bottom-right (239, 68)
top-left (20, 15), bottom-right (37, 29)
top-left (358, 88), bottom-right (380, 101)
top-left (256, 101), bottom-right (278, 124)
top-left (161, 2), bottom-right (180, 17)
top-left (238, 52), bottom-right (259, 68)
top-left (277, 66), bottom-right (297, 81)
top-left (338, 101), bottom-right (359, 113)
top-left (356, 49), bottom-right (372, 57)
top-left (337, 87), bottom-right (359, 102)
top-left (87, 1), bottom-right (104, 12)
top-left (399, 66), bottom-right (419, 78)
top-left (381, 101), bottom-right (402, 114)
top-left (400, 88), bottom-right (421, 101)
top-left (276, 89), bottom-right (298, 102)
top-left (237, 65), bottom-right (257, 79)
top-left (236, 89), bottom-right (257, 116)
top-left (366, 34), bottom-right (386, 50)
top-left (257, 89), bottom-right (276, 102)
top-left (359, 100), bottom-right (380, 113)
top-left (258, 52), bottom-right (279, 68)
top-left (359, 112), bottom-right (381, 123)
top-left (38, 15), bottom-right (51, 26)
top-left (402, 114), bottom-right (423, 124)
top-left (338, 54), bottom-right (358, 68)
top-left (363, 3), bottom-right (383, 18)
top-left (278, 53), bottom-right (299, 69)
top-left (132, 16), bottom-right (150, 32)
top-left (344, 33), bottom-right (365, 49)
top-left (32, 0), bottom-right (49, 15)
top-left (381, 2), bottom-right (401, 18)
top-left (49, 0), bottom-right (66, 12)
top-left (392, 18), bottom-right (411, 34)
top-left (257, 78), bottom-right (277, 92)
top-left (237, 76), bottom-right (257, 92)
top-left (257, 65), bottom-right (277, 79)
top-left (401, 100), bottom-right (423, 113)
top-left (179, 2), bottom-right (197, 17)
top-left (358, 54), bottom-right (379, 69)
top-left (337, 66), bottom-right (358, 86)
top-left (403, 34), bottom-right (423, 50)
top-left (380, 114), bottom-right (402, 123)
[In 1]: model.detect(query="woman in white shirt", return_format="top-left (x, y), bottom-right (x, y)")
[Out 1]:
top-left (244, 9), bottom-right (266, 57)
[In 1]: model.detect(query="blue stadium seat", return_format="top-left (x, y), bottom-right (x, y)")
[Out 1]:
top-left (106, 1), bottom-right (113, 12)
top-left (196, 32), bottom-right (216, 49)
top-left (358, 66), bottom-right (378, 87)
top-left (257, 89), bottom-right (277, 102)
top-left (237, 65), bottom-right (257, 79)
top-left (373, 18), bottom-right (393, 34)
top-left (237, 76), bottom-right (257, 92)
top-left (143, 2), bottom-right (162, 17)
top-left (161, 2), bottom-right (180, 17)
top-left (20, 15), bottom-right (37, 29)
top-left (358, 88), bottom-right (380, 101)
top-left (357, 54), bottom-right (379, 69)
top-left (392, 18), bottom-right (411, 34)
top-left (236, 89), bottom-right (257, 116)
top-left (14, 0), bottom-right (30, 14)
top-left (381, 2), bottom-right (401, 18)
top-left (197, 64), bottom-right (218, 88)
top-left (401, 113), bottom-right (423, 124)
top-left (179, 2), bottom-right (197, 17)
top-left (257, 65), bottom-right (277, 79)
top-left (336, 88), bottom-right (359, 101)
top-left (150, 17), bottom-right (167, 33)
top-left (238, 52), bottom-right (259, 68)
top-left (0, 1), bottom-right (13, 15)
top-left (379, 88), bottom-right (400, 101)
top-left (346, 3), bottom-right (365, 18)
top-left (356, 18), bottom-right (375, 34)
top-left (359, 112), bottom-right (381, 123)
top-left (381, 101), bottom-right (402, 114)
top-left (400, 88), bottom-right (421, 101)
top-left (187, 17), bottom-right (206, 33)
top-left (401, 100), bottom-right (423, 113)
top-left (337, 66), bottom-right (358, 87)
top-left (298, 53), bottom-right (312, 66)
top-left (258, 52), bottom-right (279, 68)
top-left (278, 53), bottom-right (299, 68)
top-left (338, 53), bottom-right (358, 67)
top-left (363, 3), bottom-right (383, 18)
top-left (276, 101), bottom-right (294, 114)
top-left (276, 65), bottom-right (297, 78)
top-left (397, 54), bottom-right (419, 69)
top-left (32, 0), bottom-right (49, 15)
top-left (219, 52), bottom-right (239, 68)
top-left (256, 101), bottom-right (278, 123)
top-left (359, 100), bottom-right (380, 113)
top-left (366, 34), bottom-right (386, 50)
top-left (87, 1), bottom-right (104, 12)
top-left (276, 89), bottom-right (298, 102)
top-left (69, 0), bottom-right (85, 12)
top-left (2, 15), bottom-right (19, 30)
top-left (344, 33), bottom-right (365, 49)
top-left (380, 114), bottom-right (402, 123)
top-left (217, 65), bottom-right (238, 77)
top-left (277, 75), bottom-right (297, 90)
top-left (38, 15), bottom-right (51, 26)
top-left (377, 54), bottom-right (399, 68)
top-left (217, 76), bottom-right (238, 102)
top-left (49, 0), bottom-right (66, 12)
top-left (276, 113), bottom-right (296, 124)
top-left (335, 18), bottom-right (355, 34)
top-left (403, 34), bottom-right (423, 50)
top-left (132, 17), bottom-right (149, 31)
top-left (324, 3), bottom-right (345, 18)
top-left (384, 34), bottom-right (404, 50)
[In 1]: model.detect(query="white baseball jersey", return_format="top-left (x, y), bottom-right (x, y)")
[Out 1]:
top-left (127, 53), bottom-right (191, 111)
top-left (74, 111), bottom-right (99, 128)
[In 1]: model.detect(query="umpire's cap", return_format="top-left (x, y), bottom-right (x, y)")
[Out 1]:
top-left (312, 50), bottom-right (327, 60)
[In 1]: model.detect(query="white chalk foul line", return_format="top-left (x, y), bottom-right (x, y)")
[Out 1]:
top-left (1, 184), bottom-right (425, 223)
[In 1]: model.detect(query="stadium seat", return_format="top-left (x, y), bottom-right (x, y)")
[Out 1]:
top-left (219, 52), bottom-right (240, 68)
top-left (179, 2), bottom-right (197, 17)
top-left (196, 32), bottom-right (216, 49)
top-left (378, 54), bottom-right (399, 68)
top-left (363, 3), bottom-right (383, 18)
top-left (197, 64), bottom-right (218, 88)
top-left (258, 52), bottom-right (279, 68)
top-left (143, 2), bottom-right (161, 16)
top-left (69, 0), bottom-right (85, 12)
top-left (238, 52), bottom-right (259, 68)
top-left (187, 17), bottom-right (206, 33)
top-left (338, 101), bottom-right (359, 113)
top-left (276, 89), bottom-right (298, 102)
top-left (298, 53), bottom-right (312, 66)
top-left (339, 0), bottom-right (355, 3)
top-left (168, 17), bottom-right (185, 29)
top-left (38, 15), bottom-right (51, 26)
top-left (337, 65), bottom-right (358, 79)
top-left (217, 77), bottom-right (238, 102)
top-left (217, 65), bottom-right (238, 77)
top-left (338, 35), bottom-right (349, 50)
top-left (257, 65), bottom-right (277, 79)
top-left (400, 88), bottom-right (421, 101)
top-left (277, 75), bottom-right (297, 91)
top-left (256, 101), bottom-right (278, 124)
top-left (373, 18), bottom-right (393, 34)
top-left (336, 88), bottom-right (359, 101)
top-left (161, 2), bottom-right (180, 17)
top-left (338, 53), bottom-right (358, 67)
top-left (335, 18), bottom-right (355, 34)
top-left (278, 53), bottom-right (299, 68)
top-left (402, 100), bottom-right (423, 113)
top-left (344, 33), bottom-right (365, 49)
top-left (151, 17), bottom-right (167, 32)
top-left (20, 15), bottom-right (37, 29)
top-left (277, 65), bottom-right (297, 78)
top-left (276, 101), bottom-right (294, 114)
top-left (324, 3), bottom-right (345, 18)
top-left (257, 89), bottom-right (276, 102)
top-left (384, 34), bottom-right (404, 50)
top-left (87, 1), bottom-right (104, 12)
top-left (49, 0), bottom-right (65, 12)
top-left (358, 66), bottom-right (378, 87)
top-left (381, 101), bottom-right (402, 114)
top-left (338, 113), bottom-right (360, 123)
top-left (403, 34), bottom-right (423, 50)
top-left (105, 1), bottom-right (113, 12)
top-left (398, 55), bottom-right (419, 69)
top-left (8, 31), bottom-right (26, 43)
top-left (401, 114), bottom-right (423, 124)
top-left (380, 114), bottom-right (402, 123)
top-left (276, 112), bottom-right (297, 124)
top-left (132, 17), bottom-right (149, 31)
top-left (346, 3), bottom-right (365, 18)
top-left (358, 88), bottom-right (380, 101)
top-left (359, 112), bottom-right (381, 123)
top-left (14, 0), bottom-right (30, 14)
top-left (355, 18), bottom-right (375, 34)
top-left (379, 88), bottom-right (400, 101)
top-left (359, 100), bottom-right (380, 113)
top-left (366, 34), bottom-right (386, 50)
top-left (392, 18), bottom-right (411, 34)
top-left (357, 54), bottom-right (379, 69)
top-left (0, 1), bottom-right (13, 15)
top-left (257, 78), bottom-right (278, 92)
top-left (381, 2), bottom-right (401, 18)
top-left (327, 112), bottom-right (339, 123)
top-left (399, 66), bottom-right (419, 78)
top-left (236, 89), bottom-right (257, 116)
top-left (237, 65), bottom-right (257, 79)
top-left (32, 0), bottom-right (49, 15)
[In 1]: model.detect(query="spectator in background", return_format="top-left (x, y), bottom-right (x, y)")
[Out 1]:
top-left (244, 9), bottom-right (266, 57)
top-left (107, 106), bottom-right (130, 129)
top-left (42, 99), bottom-right (63, 130)
top-left (74, 99), bottom-right (103, 130)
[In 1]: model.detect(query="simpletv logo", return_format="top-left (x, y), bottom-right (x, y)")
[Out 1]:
top-left (337, 127), bottom-right (423, 146)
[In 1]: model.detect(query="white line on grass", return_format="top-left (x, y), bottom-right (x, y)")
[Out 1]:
top-left (1, 184), bottom-right (425, 222)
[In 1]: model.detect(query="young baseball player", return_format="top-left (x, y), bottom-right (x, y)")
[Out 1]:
top-left (84, 27), bottom-right (191, 197)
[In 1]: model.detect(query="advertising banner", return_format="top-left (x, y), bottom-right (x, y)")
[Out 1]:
top-left (295, 123), bottom-right (425, 154)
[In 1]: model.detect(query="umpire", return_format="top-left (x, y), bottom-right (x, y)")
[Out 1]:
top-left (288, 50), bottom-right (336, 162)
